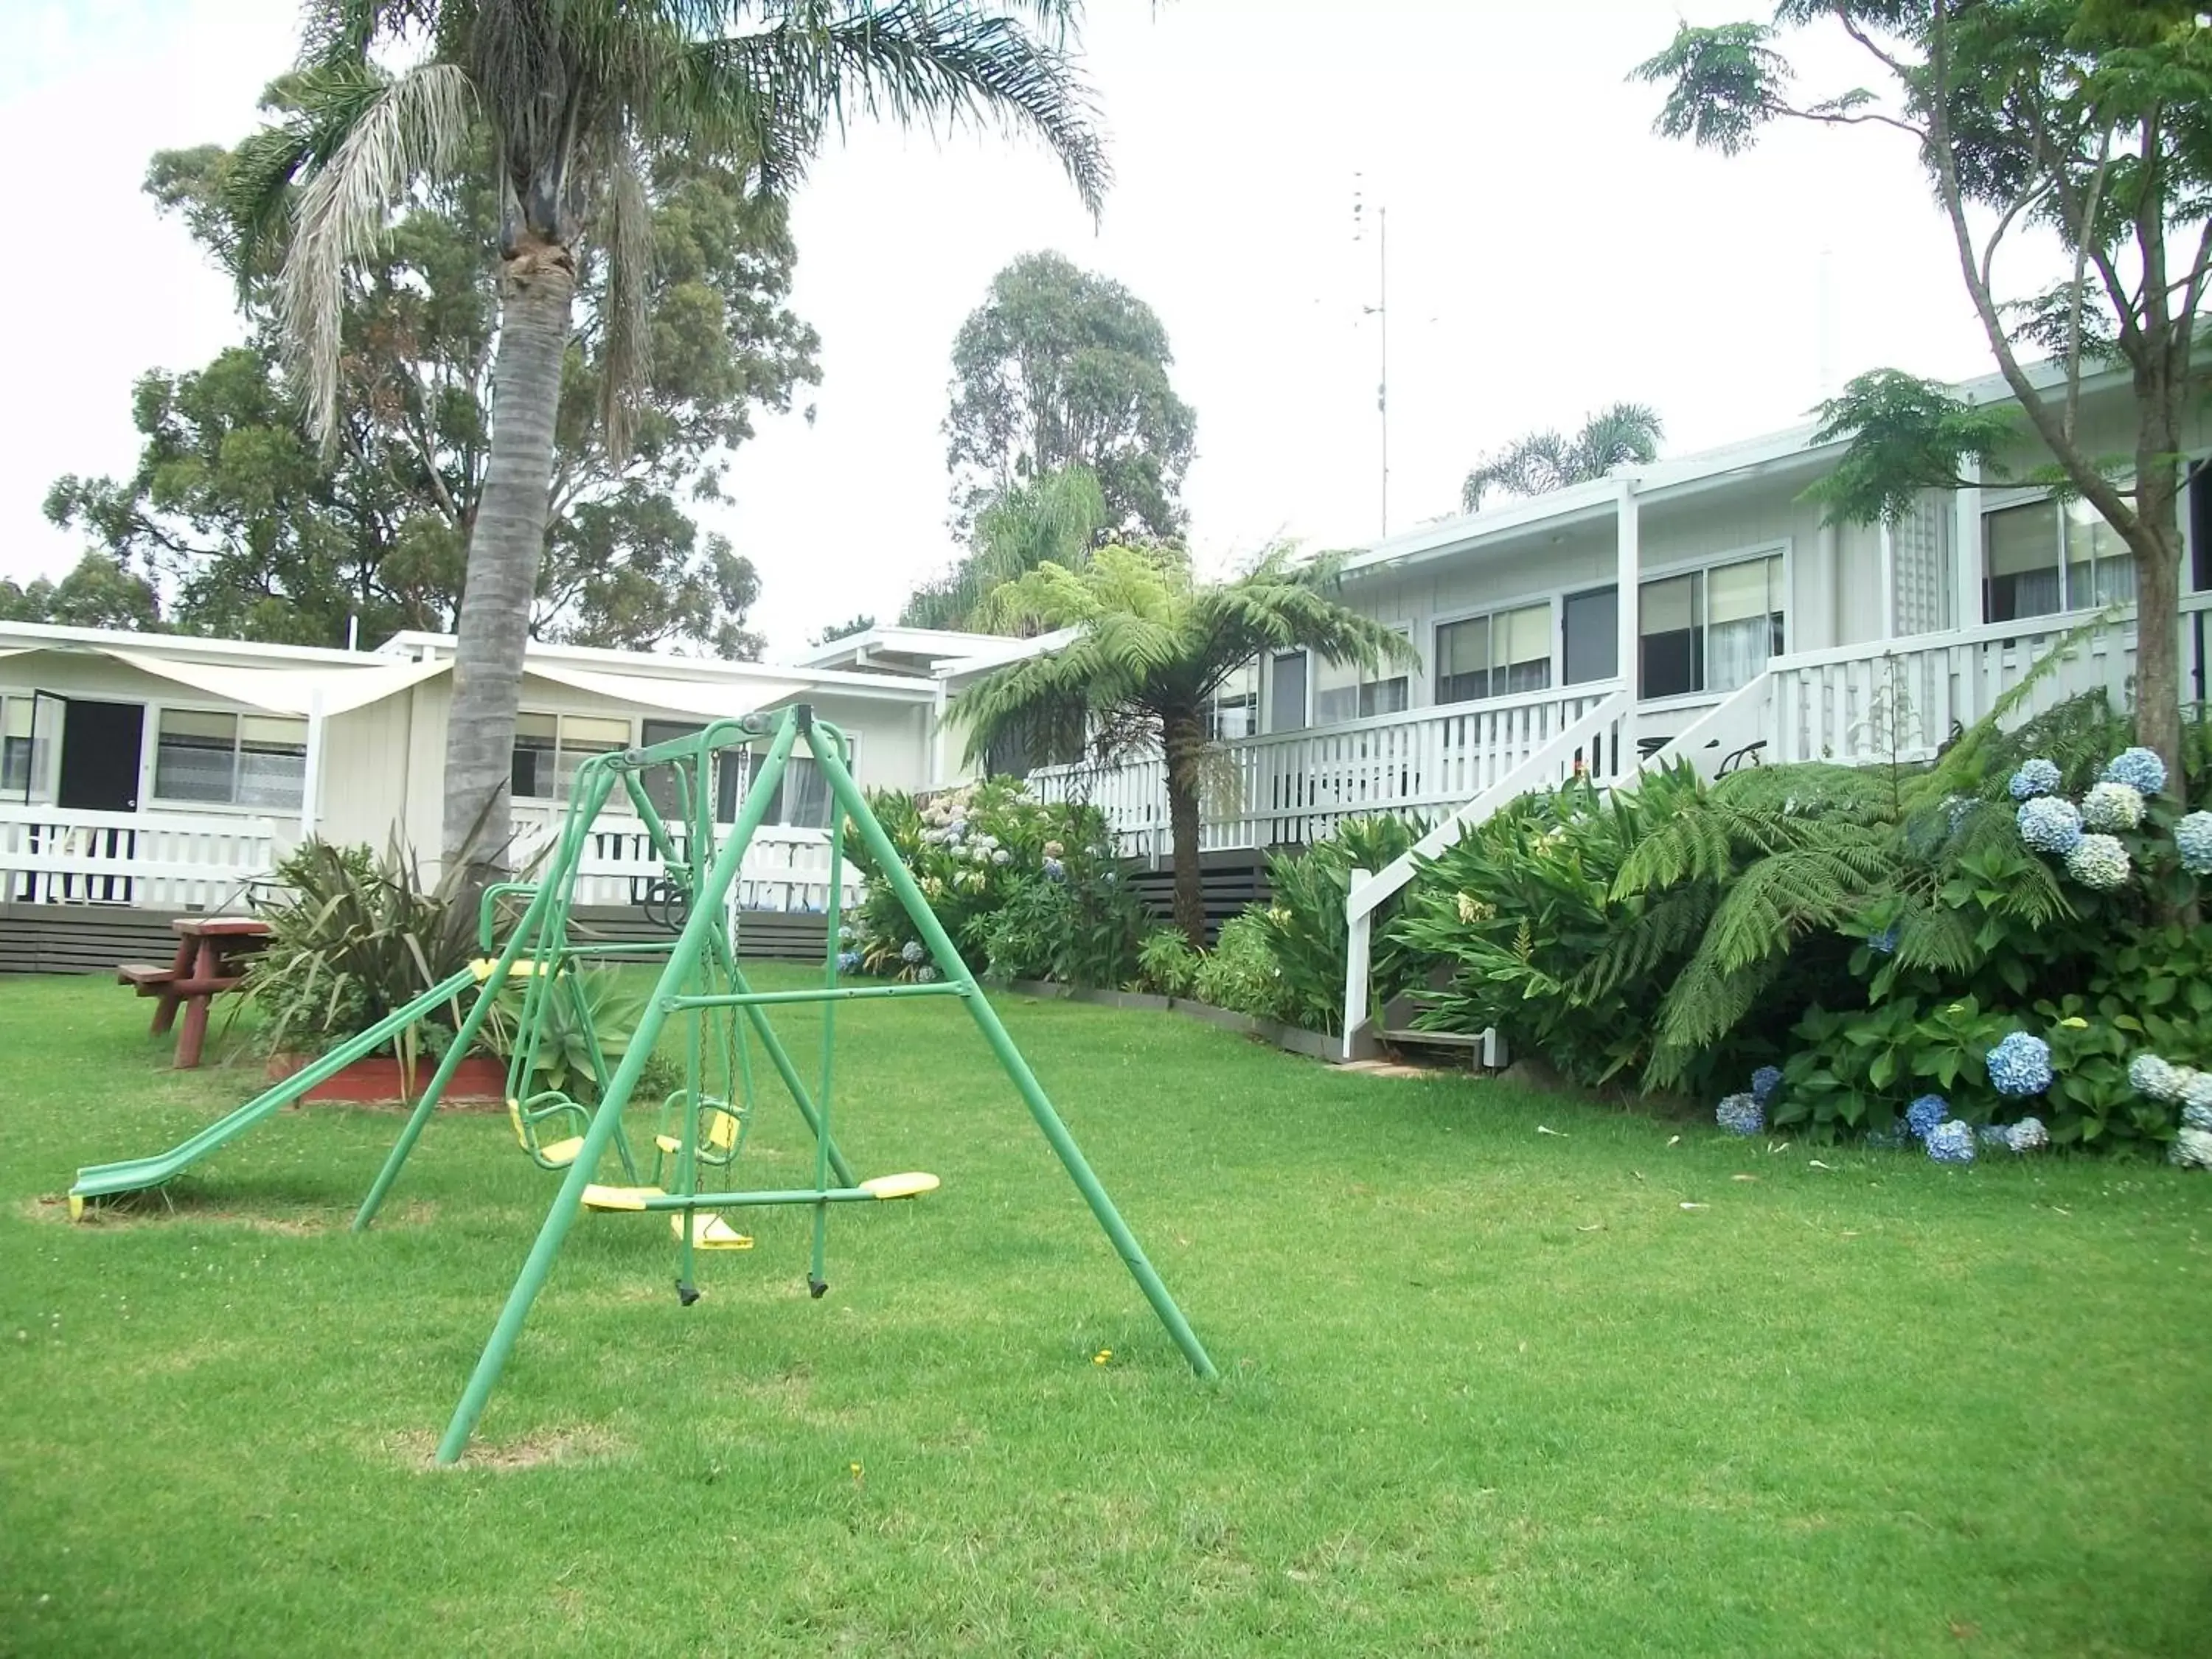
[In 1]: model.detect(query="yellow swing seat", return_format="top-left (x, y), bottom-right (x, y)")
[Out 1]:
top-left (858, 1171), bottom-right (941, 1200)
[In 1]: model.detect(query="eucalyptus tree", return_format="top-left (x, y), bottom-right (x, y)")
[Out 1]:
top-left (1636, 0), bottom-right (2212, 797)
top-left (945, 252), bottom-right (1195, 538)
top-left (1459, 403), bottom-right (1664, 512)
top-left (956, 545), bottom-right (1415, 944)
top-left (238, 0), bottom-right (1107, 894)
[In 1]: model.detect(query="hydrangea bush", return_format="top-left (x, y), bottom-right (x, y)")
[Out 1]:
top-left (836, 779), bottom-right (1145, 988)
top-left (1715, 1093), bottom-right (1764, 1136)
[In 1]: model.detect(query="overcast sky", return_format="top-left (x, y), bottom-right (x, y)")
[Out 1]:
top-left (1, 0), bottom-right (2062, 656)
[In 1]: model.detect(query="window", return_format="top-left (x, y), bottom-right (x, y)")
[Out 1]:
top-left (1, 695), bottom-right (55, 801)
top-left (1313, 635), bottom-right (1411, 726)
top-left (760, 754), bottom-right (832, 829)
top-left (2065, 497), bottom-right (2136, 610)
top-left (510, 712), bottom-right (632, 801)
top-left (1984, 501), bottom-right (2063, 622)
top-left (637, 719), bottom-right (748, 824)
top-left (1639, 553), bottom-right (1784, 698)
top-left (1983, 495), bottom-right (2136, 622)
top-left (1268, 650), bottom-right (1308, 733)
top-left (1562, 586), bottom-right (1618, 685)
top-left (1206, 660), bottom-right (1260, 741)
top-left (1435, 602), bottom-right (1552, 705)
top-left (153, 709), bottom-right (307, 808)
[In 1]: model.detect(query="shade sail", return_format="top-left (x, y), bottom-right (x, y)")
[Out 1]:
top-left (521, 662), bottom-right (813, 723)
top-left (105, 649), bottom-right (448, 717)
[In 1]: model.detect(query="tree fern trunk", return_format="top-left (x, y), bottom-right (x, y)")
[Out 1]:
top-left (1164, 712), bottom-right (1208, 947)
top-left (441, 237), bottom-right (574, 902)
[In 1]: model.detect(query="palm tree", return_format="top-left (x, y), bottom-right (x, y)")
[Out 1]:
top-left (1460, 403), bottom-right (1663, 513)
top-left (956, 545), bottom-right (1416, 945)
top-left (901, 462), bottom-right (1107, 631)
top-left (234, 0), bottom-right (1107, 896)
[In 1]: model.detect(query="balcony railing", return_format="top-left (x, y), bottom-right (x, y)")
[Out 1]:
top-left (0, 805), bottom-right (279, 911)
top-left (1759, 592), bottom-right (2212, 770)
top-left (507, 807), bottom-right (855, 914)
top-left (1027, 681), bottom-right (1630, 858)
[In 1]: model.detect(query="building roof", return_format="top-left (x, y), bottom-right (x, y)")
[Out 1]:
top-left (1335, 352), bottom-right (2135, 582)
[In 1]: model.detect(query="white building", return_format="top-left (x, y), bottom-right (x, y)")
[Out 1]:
top-left (7, 356), bottom-right (2208, 1007)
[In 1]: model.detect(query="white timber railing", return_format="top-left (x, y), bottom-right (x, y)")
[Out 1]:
top-left (1760, 594), bottom-right (2211, 768)
top-left (1338, 689), bottom-right (1638, 1059)
top-left (0, 804), bottom-right (279, 911)
top-left (1029, 681), bottom-right (1630, 860)
top-left (508, 808), bottom-right (855, 914)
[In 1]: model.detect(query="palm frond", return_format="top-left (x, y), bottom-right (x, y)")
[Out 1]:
top-left (672, 1), bottom-right (1108, 212)
top-left (278, 59), bottom-right (477, 443)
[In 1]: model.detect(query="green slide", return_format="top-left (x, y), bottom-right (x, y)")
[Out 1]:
top-left (69, 966), bottom-right (484, 1214)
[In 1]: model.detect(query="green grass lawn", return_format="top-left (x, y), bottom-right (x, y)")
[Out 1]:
top-left (3, 968), bottom-right (2210, 1656)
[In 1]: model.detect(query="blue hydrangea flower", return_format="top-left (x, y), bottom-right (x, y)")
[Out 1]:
top-left (2017, 796), bottom-right (2084, 854)
top-left (1906, 1094), bottom-right (1949, 1139)
top-left (2183, 1072), bottom-right (2212, 1113)
top-left (2130, 1053), bottom-right (2183, 1102)
top-left (1866, 920), bottom-right (1902, 955)
top-left (1986, 1032), bottom-right (2054, 1097)
top-left (2181, 1103), bottom-right (2212, 1134)
top-left (2176, 811), bottom-right (2212, 876)
top-left (2079, 781), bottom-right (2144, 832)
top-left (1715, 1093), bottom-right (1764, 1136)
top-left (915, 965), bottom-right (941, 984)
top-left (1863, 1123), bottom-right (1907, 1150)
top-left (899, 939), bottom-right (925, 964)
top-left (991, 848), bottom-right (1011, 865)
top-left (1750, 1065), bottom-right (1783, 1107)
top-left (2006, 1116), bottom-right (2049, 1152)
top-left (2008, 757), bottom-right (2062, 800)
top-left (1042, 857), bottom-right (1065, 883)
top-left (2065, 832), bottom-right (2130, 891)
top-left (2102, 747), bottom-right (2167, 796)
top-left (1977, 1124), bottom-right (2014, 1149)
top-left (2169, 1127), bottom-right (2212, 1169)
top-left (835, 949), bottom-right (861, 973)
top-left (1926, 1120), bottom-right (1976, 1164)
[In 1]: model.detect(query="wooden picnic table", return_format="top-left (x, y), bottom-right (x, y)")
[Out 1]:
top-left (116, 917), bottom-right (271, 1069)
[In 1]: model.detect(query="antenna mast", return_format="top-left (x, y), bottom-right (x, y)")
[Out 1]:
top-left (1354, 178), bottom-right (1389, 538)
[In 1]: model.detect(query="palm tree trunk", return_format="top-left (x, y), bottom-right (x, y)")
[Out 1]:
top-left (1162, 712), bottom-right (1208, 947)
top-left (441, 238), bottom-right (574, 900)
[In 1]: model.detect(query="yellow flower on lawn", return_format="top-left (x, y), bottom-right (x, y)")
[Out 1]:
top-left (1093, 1349), bottom-right (1113, 1366)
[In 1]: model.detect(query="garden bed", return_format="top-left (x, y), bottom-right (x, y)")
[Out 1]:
top-left (264, 1051), bottom-right (507, 1105)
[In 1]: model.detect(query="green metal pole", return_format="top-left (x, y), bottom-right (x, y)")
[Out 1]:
top-left (434, 712), bottom-right (804, 1464)
top-left (807, 719), bottom-right (1219, 1380)
top-left (695, 937), bottom-right (860, 1188)
top-left (352, 860), bottom-right (575, 1233)
top-left (810, 809), bottom-right (843, 1295)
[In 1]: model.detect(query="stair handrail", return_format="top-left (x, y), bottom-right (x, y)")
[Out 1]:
top-left (1339, 687), bottom-right (1633, 1058)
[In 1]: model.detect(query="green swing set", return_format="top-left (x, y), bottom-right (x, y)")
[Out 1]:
top-left (71, 704), bottom-right (1215, 1465)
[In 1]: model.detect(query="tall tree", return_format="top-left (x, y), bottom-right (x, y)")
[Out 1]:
top-left (901, 462), bottom-right (1106, 630)
top-left (1459, 403), bottom-right (1664, 512)
top-left (0, 554), bottom-right (163, 632)
top-left (945, 252), bottom-right (1194, 538)
top-left (956, 545), bottom-right (1414, 944)
top-left (48, 128), bottom-right (814, 655)
top-left (1636, 0), bottom-right (2212, 798)
top-left (238, 1), bottom-right (1107, 897)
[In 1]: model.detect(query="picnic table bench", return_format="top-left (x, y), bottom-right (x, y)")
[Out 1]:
top-left (117, 917), bottom-right (271, 1069)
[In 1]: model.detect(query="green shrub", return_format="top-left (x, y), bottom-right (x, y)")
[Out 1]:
top-left (243, 840), bottom-right (475, 1066)
top-left (837, 777), bottom-right (1145, 989)
top-left (1250, 814), bottom-right (1425, 1034)
top-left (1190, 912), bottom-right (1293, 1023)
top-left (1135, 928), bottom-right (1200, 998)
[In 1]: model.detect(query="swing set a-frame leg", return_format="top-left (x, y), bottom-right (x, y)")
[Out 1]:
top-left (808, 715), bottom-right (1220, 1382)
